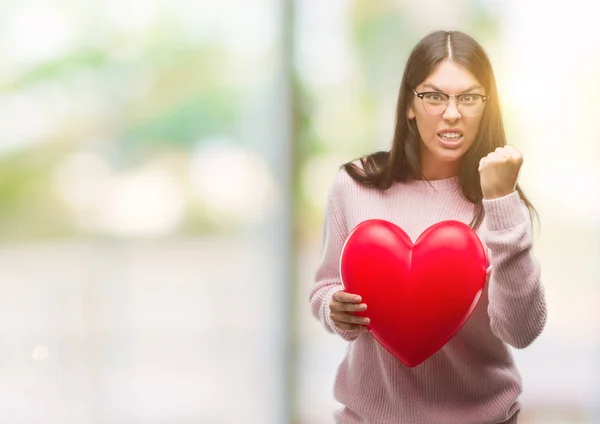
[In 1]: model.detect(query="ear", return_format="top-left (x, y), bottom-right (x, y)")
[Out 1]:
top-left (407, 106), bottom-right (415, 120)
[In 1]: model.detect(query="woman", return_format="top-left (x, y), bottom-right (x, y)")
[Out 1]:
top-left (309, 30), bottom-right (547, 424)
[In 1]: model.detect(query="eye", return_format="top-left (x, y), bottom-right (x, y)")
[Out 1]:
top-left (424, 93), bottom-right (445, 102)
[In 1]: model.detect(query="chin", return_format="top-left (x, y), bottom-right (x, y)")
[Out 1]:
top-left (421, 139), bottom-right (470, 168)
top-left (432, 148), bottom-right (466, 162)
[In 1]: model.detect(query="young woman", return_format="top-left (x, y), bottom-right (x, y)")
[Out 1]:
top-left (309, 30), bottom-right (547, 424)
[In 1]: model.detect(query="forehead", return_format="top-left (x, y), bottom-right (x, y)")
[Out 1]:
top-left (421, 59), bottom-right (482, 92)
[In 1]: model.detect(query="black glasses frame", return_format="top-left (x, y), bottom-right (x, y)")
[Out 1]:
top-left (412, 89), bottom-right (489, 102)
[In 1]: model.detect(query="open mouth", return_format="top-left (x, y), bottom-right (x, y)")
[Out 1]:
top-left (437, 130), bottom-right (463, 146)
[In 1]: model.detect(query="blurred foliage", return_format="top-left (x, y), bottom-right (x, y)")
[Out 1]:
top-left (0, 0), bottom-right (501, 240)
top-left (0, 146), bottom-right (77, 239)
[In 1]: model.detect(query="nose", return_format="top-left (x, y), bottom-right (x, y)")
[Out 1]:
top-left (442, 99), bottom-right (461, 121)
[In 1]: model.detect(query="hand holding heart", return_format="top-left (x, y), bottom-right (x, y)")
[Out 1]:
top-left (329, 290), bottom-right (370, 331)
top-left (478, 145), bottom-right (523, 200)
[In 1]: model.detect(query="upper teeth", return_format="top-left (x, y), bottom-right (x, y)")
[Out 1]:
top-left (440, 133), bottom-right (460, 138)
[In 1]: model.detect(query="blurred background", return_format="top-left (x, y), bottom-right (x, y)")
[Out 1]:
top-left (0, 0), bottom-right (598, 423)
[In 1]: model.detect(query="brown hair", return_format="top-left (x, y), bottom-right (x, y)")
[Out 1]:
top-left (342, 30), bottom-right (537, 230)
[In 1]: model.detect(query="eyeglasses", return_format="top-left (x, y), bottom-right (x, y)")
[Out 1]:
top-left (412, 89), bottom-right (488, 116)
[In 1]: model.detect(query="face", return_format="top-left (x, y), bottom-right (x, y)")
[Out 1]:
top-left (407, 59), bottom-right (486, 178)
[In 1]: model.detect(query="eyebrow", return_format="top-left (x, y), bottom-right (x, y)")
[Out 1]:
top-left (422, 83), bottom-right (482, 93)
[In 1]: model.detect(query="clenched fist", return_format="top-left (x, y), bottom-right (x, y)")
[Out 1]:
top-left (478, 145), bottom-right (523, 200)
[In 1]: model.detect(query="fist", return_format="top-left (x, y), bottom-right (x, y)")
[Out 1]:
top-left (478, 145), bottom-right (523, 200)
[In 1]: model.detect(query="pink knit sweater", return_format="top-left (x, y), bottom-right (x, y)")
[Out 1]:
top-left (309, 169), bottom-right (547, 424)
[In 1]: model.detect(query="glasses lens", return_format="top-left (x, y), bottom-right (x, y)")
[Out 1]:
top-left (422, 93), bottom-right (447, 115)
top-left (457, 95), bottom-right (484, 116)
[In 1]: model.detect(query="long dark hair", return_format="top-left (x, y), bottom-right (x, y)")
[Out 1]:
top-left (342, 30), bottom-right (537, 230)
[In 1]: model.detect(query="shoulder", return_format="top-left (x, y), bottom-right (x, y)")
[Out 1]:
top-left (327, 160), bottom-right (391, 215)
top-left (322, 163), bottom-right (362, 215)
top-left (330, 161), bottom-right (365, 196)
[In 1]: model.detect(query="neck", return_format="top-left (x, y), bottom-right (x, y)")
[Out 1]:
top-left (418, 159), bottom-right (460, 181)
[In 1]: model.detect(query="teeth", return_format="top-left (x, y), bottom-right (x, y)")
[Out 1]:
top-left (440, 132), bottom-right (461, 138)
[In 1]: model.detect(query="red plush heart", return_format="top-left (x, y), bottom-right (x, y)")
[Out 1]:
top-left (340, 219), bottom-right (487, 367)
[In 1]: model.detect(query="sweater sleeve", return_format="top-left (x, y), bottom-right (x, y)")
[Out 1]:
top-left (482, 190), bottom-right (548, 349)
top-left (309, 171), bottom-right (363, 342)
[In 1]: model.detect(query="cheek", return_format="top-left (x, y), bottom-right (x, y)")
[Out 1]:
top-left (466, 116), bottom-right (484, 133)
top-left (416, 116), bottom-right (439, 139)
top-left (462, 118), bottom-right (483, 149)
top-left (465, 119), bottom-right (483, 143)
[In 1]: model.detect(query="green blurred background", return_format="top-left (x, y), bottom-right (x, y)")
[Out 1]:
top-left (0, 0), bottom-right (598, 423)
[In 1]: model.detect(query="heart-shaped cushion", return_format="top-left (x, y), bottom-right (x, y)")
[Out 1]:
top-left (340, 219), bottom-right (487, 367)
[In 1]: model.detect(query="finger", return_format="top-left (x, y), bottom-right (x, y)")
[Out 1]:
top-left (338, 314), bottom-right (371, 325)
top-left (331, 312), bottom-right (370, 326)
top-left (504, 145), bottom-right (523, 163)
top-left (347, 303), bottom-right (368, 312)
top-left (486, 152), bottom-right (508, 164)
top-left (503, 144), bottom-right (519, 156)
top-left (333, 290), bottom-right (362, 303)
top-left (330, 301), bottom-right (367, 313)
top-left (494, 147), bottom-right (511, 159)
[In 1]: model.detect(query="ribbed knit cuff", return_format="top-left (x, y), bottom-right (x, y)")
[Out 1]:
top-left (482, 191), bottom-right (528, 231)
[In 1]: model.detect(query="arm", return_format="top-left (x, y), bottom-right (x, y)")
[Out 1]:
top-left (309, 171), bottom-right (362, 342)
top-left (483, 191), bottom-right (548, 349)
